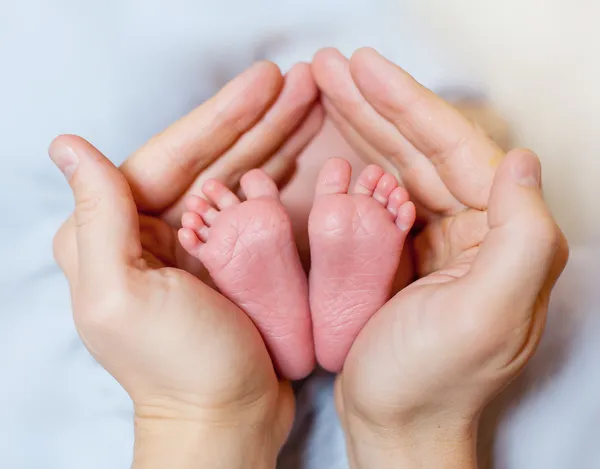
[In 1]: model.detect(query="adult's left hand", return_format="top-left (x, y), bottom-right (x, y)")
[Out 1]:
top-left (313, 48), bottom-right (569, 468)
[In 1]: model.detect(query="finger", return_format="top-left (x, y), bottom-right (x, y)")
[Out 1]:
top-left (454, 100), bottom-right (512, 151)
top-left (121, 61), bottom-right (284, 213)
top-left (323, 97), bottom-right (439, 222)
top-left (49, 135), bottom-right (142, 284)
top-left (464, 149), bottom-right (560, 317)
top-left (348, 47), bottom-right (503, 210)
top-left (163, 62), bottom-right (319, 224)
top-left (313, 48), bottom-right (460, 214)
top-left (260, 102), bottom-right (324, 186)
top-left (321, 97), bottom-right (396, 174)
top-left (138, 215), bottom-right (179, 267)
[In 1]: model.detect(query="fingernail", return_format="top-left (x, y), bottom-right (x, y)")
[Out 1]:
top-left (49, 144), bottom-right (78, 181)
top-left (512, 150), bottom-right (541, 187)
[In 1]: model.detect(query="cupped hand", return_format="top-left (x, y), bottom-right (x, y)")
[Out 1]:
top-left (51, 61), bottom-right (323, 462)
top-left (313, 48), bottom-right (568, 464)
top-left (56, 61), bottom-right (322, 282)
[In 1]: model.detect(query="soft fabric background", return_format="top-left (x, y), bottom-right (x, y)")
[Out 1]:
top-left (395, 0), bottom-right (600, 244)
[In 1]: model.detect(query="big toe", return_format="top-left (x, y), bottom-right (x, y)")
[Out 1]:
top-left (314, 158), bottom-right (352, 196)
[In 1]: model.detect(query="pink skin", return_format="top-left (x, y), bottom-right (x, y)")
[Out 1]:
top-left (178, 169), bottom-right (314, 380)
top-left (308, 158), bottom-right (416, 372)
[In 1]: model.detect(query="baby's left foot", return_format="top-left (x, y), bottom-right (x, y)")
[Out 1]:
top-left (178, 170), bottom-right (314, 380)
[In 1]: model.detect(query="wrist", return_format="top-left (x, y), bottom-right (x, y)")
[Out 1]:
top-left (133, 415), bottom-right (281, 469)
top-left (131, 393), bottom-right (293, 469)
top-left (343, 413), bottom-right (478, 469)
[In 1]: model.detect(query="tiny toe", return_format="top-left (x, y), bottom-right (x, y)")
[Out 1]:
top-left (182, 212), bottom-right (210, 242)
top-left (178, 228), bottom-right (203, 257)
top-left (386, 187), bottom-right (410, 217)
top-left (395, 201), bottom-right (416, 232)
top-left (186, 195), bottom-right (219, 226)
top-left (240, 169), bottom-right (280, 199)
top-left (353, 164), bottom-right (385, 196)
top-left (373, 173), bottom-right (399, 205)
top-left (181, 211), bottom-right (203, 230)
top-left (315, 158), bottom-right (352, 196)
top-left (202, 179), bottom-right (241, 210)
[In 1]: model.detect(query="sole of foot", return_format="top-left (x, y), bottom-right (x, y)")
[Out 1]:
top-left (179, 169), bottom-right (315, 380)
top-left (308, 157), bottom-right (415, 372)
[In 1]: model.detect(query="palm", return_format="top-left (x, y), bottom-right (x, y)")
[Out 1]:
top-left (139, 267), bottom-right (281, 401)
top-left (340, 213), bottom-right (494, 420)
top-left (135, 218), bottom-right (295, 434)
top-left (411, 208), bottom-right (487, 282)
top-left (311, 47), bottom-right (538, 420)
top-left (138, 214), bottom-right (208, 277)
top-left (133, 212), bottom-right (279, 380)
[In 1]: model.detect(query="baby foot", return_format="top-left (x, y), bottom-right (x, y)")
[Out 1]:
top-left (178, 169), bottom-right (314, 380)
top-left (308, 158), bottom-right (415, 372)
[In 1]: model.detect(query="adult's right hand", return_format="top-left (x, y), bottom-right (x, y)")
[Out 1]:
top-left (51, 61), bottom-right (322, 468)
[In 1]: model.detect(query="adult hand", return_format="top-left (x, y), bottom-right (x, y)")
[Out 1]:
top-left (56, 61), bottom-right (322, 281)
top-left (51, 61), bottom-right (322, 469)
top-left (313, 48), bottom-right (568, 468)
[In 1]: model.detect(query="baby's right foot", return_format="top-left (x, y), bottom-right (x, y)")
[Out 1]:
top-left (308, 158), bottom-right (415, 372)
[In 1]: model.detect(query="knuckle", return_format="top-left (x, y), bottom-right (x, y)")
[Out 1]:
top-left (164, 141), bottom-right (199, 175)
top-left (526, 216), bottom-right (560, 253)
top-left (214, 104), bottom-right (248, 136)
top-left (557, 228), bottom-right (570, 265)
top-left (144, 135), bottom-right (206, 180)
top-left (75, 194), bottom-right (102, 228)
top-left (436, 132), bottom-right (471, 166)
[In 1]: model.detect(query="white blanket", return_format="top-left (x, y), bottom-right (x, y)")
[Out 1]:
top-left (1, 1), bottom-right (597, 468)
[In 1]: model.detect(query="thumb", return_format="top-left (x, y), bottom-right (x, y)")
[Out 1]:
top-left (49, 135), bottom-right (142, 285)
top-left (466, 149), bottom-right (560, 315)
